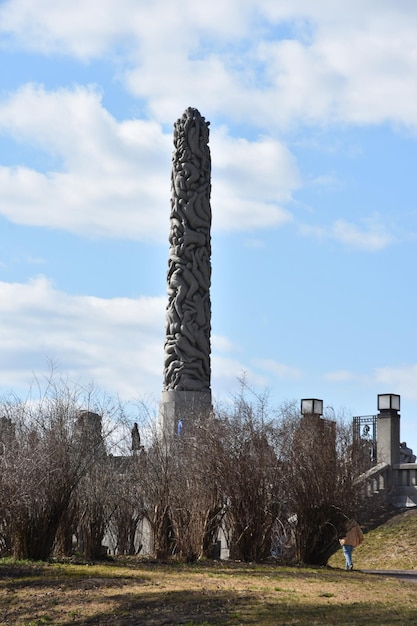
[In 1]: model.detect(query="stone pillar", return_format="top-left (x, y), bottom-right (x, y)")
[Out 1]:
top-left (159, 390), bottom-right (212, 437)
top-left (377, 394), bottom-right (401, 466)
top-left (159, 108), bottom-right (212, 437)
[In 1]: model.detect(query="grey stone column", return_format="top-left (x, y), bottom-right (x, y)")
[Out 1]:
top-left (159, 108), bottom-right (212, 437)
top-left (377, 408), bottom-right (401, 466)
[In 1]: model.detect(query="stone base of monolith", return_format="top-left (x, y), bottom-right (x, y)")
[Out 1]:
top-left (159, 390), bottom-right (212, 440)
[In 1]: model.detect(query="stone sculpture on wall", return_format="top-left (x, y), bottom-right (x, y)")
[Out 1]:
top-left (131, 422), bottom-right (141, 451)
top-left (163, 107), bottom-right (212, 393)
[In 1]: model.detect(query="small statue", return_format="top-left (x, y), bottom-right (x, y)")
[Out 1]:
top-left (131, 422), bottom-right (141, 451)
top-left (400, 441), bottom-right (416, 464)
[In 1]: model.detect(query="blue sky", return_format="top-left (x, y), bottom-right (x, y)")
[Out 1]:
top-left (0, 0), bottom-right (417, 447)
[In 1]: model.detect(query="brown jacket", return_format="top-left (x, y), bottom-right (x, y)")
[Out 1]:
top-left (340, 523), bottom-right (364, 548)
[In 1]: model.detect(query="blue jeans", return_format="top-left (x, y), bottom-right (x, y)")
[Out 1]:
top-left (342, 544), bottom-right (354, 569)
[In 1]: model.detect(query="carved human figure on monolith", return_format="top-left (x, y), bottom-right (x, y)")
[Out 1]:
top-left (163, 107), bottom-right (211, 393)
top-left (160, 108), bottom-right (212, 436)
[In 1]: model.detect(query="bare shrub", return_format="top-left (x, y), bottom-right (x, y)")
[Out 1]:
top-left (212, 389), bottom-right (285, 562)
top-left (275, 403), bottom-right (367, 565)
top-left (167, 418), bottom-right (223, 562)
top-left (0, 375), bottom-right (123, 561)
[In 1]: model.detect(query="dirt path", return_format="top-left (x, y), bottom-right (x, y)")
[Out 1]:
top-left (364, 569), bottom-right (417, 583)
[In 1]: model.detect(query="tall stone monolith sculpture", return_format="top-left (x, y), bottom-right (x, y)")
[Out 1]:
top-left (159, 107), bottom-right (212, 437)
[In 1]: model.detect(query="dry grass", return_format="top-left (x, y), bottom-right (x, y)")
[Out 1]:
top-left (1, 558), bottom-right (417, 625)
top-left (2, 510), bottom-right (417, 625)
top-left (329, 508), bottom-right (417, 571)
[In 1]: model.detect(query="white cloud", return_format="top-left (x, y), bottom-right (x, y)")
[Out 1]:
top-left (298, 216), bottom-right (395, 251)
top-left (298, 223), bottom-right (327, 241)
top-left (212, 335), bottom-right (241, 354)
top-left (0, 84), bottom-right (172, 241)
top-left (254, 358), bottom-right (302, 381)
top-left (0, 84), bottom-right (396, 250)
top-left (211, 129), bottom-right (298, 231)
top-left (0, 84), bottom-right (298, 238)
top-left (0, 0), bottom-right (134, 57)
top-left (315, 11), bottom-right (417, 128)
top-left (2, 1), bottom-right (417, 130)
top-left (331, 218), bottom-right (395, 251)
top-left (0, 0), bottom-right (253, 59)
top-left (324, 370), bottom-right (356, 382)
top-left (125, 3), bottom-right (417, 131)
top-left (374, 364), bottom-right (417, 400)
top-left (324, 364), bottom-right (417, 406)
top-left (211, 355), bottom-right (268, 397)
top-left (0, 278), bottom-right (272, 405)
top-left (0, 276), bottom-right (166, 400)
top-left (255, 2), bottom-right (417, 129)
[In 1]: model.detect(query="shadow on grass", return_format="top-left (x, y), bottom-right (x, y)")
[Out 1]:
top-left (0, 563), bottom-right (149, 593)
top-left (68, 589), bottom-right (239, 625)
top-left (63, 589), bottom-right (417, 626)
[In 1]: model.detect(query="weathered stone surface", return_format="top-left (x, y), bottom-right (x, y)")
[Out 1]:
top-left (163, 107), bottom-right (212, 393)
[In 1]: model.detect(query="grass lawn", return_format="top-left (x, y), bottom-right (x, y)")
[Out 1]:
top-left (1, 558), bottom-right (417, 626)
top-left (2, 509), bottom-right (417, 625)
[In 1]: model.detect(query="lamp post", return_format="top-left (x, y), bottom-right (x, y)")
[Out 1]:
top-left (300, 398), bottom-right (336, 460)
top-left (300, 398), bottom-right (325, 434)
top-left (301, 398), bottom-right (323, 418)
top-left (377, 393), bottom-right (401, 466)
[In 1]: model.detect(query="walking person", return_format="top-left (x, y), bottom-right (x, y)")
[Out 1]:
top-left (339, 519), bottom-right (364, 571)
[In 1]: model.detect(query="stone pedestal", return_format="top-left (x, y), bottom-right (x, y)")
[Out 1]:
top-left (159, 390), bottom-right (212, 438)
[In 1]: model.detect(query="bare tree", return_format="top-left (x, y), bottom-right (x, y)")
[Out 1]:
top-left (141, 429), bottom-right (176, 559)
top-left (167, 418), bottom-right (223, 562)
top-left (211, 389), bottom-right (284, 562)
top-left (103, 417), bottom-right (149, 556)
top-left (0, 375), bottom-right (122, 561)
top-left (0, 363), bottom-right (385, 567)
top-left (134, 412), bottom-right (223, 562)
top-left (0, 387), bottom-right (82, 560)
top-left (275, 403), bottom-right (367, 565)
top-left (106, 456), bottom-right (146, 556)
